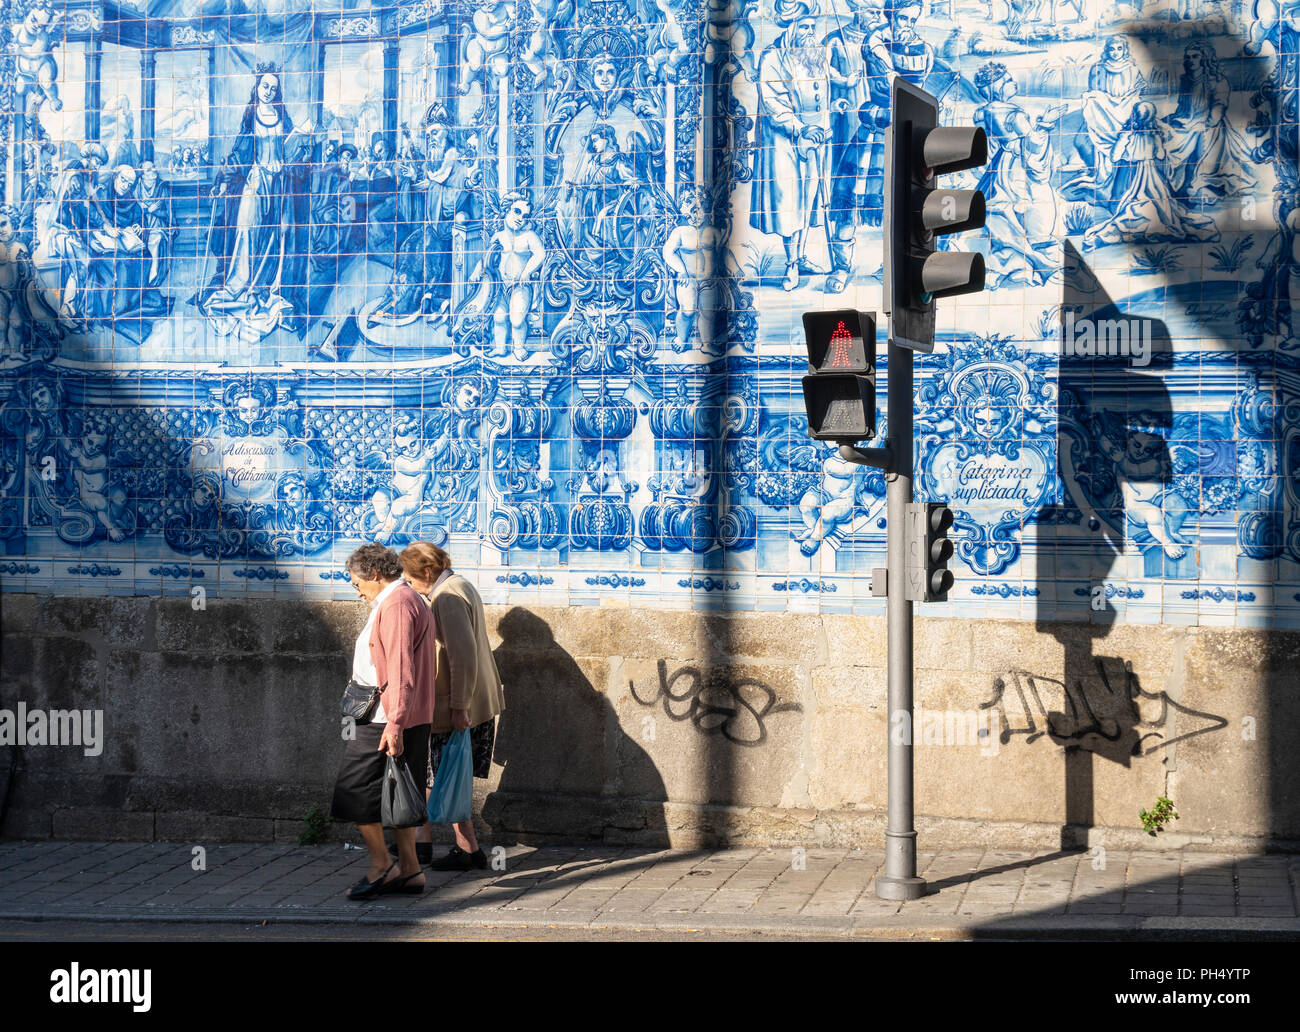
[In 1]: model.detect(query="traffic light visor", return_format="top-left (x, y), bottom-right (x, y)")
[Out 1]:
top-left (921, 126), bottom-right (988, 176)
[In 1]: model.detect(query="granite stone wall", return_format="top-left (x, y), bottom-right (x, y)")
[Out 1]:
top-left (3, 593), bottom-right (1294, 851)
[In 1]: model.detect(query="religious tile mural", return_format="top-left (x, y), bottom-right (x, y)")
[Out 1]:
top-left (0, 0), bottom-right (1297, 626)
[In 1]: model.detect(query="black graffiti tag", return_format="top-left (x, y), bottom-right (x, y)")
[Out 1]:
top-left (981, 662), bottom-right (1228, 757)
top-left (629, 660), bottom-right (802, 747)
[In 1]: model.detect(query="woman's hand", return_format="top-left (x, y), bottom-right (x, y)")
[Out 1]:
top-left (451, 708), bottom-right (471, 732)
top-left (379, 726), bottom-right (404, 756)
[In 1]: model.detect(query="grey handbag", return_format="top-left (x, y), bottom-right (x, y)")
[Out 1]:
top-left (381, 753), bottom-right (426, 828)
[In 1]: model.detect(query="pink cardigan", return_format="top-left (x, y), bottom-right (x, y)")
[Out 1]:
top-left (369, 582), bottom-right (436, 731)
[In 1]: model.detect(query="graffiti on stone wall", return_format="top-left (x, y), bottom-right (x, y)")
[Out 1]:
top-left (981, 663), bottom-right (1228, 758)
top-left (629, 659), bottom-right (802, 747)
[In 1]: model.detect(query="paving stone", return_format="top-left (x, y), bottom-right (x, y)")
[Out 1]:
top-left (2, 842), bottom-right (1299, 936)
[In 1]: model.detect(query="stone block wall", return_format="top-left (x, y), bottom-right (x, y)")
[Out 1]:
top-left (3, 594), bottom-right (1294, 852)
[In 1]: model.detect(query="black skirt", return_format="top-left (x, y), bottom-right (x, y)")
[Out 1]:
top-left (330, 722), bottom-right (431, 826)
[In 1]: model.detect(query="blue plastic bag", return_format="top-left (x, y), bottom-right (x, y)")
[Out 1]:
top-left (426, 728), bottom-right (473, 824)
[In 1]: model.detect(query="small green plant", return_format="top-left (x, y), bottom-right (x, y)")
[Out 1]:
top-left (299, 806), bottom-right (335, 846)
top-left (1139, 796), bottom-right (1179, 837)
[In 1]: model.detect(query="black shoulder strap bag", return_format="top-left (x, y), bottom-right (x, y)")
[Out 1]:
top-left (340, 678), bottom-right (381, 722)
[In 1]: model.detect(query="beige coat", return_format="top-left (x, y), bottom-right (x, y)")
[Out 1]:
top-left (424, 573), bottom-right (505, 733)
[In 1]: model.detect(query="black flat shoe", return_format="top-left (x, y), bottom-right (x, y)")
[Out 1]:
top-left (378, 871), bottom-right (426, 895)
top-left (347, 861), bottom-right (397, 901)
top-left (430, 846), bottom-right (488, 872)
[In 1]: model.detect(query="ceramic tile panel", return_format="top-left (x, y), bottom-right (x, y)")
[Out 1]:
top-left (0, 0), bottom-right (1296, 628)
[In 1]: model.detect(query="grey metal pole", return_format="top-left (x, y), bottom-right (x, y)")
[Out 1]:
top-left (875, 337), bottom-right (927, 900)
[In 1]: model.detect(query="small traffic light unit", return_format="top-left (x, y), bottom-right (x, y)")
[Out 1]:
top-left (800, 309), bottom-right (876, 442)
top-left (883, 79), bottom-right (989, 354)
top-left (904, 501), bottom-right (954, 602)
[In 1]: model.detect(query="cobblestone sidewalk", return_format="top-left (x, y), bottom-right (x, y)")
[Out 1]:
top-left (1, 842), bottom-right (1297, 938)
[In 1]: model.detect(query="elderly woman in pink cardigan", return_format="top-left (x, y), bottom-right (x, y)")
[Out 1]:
top-left (331, 544), bottom-right (438, 900)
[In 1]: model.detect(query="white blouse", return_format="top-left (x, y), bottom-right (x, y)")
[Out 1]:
top-left (352, 578), bottom-right (403, 724)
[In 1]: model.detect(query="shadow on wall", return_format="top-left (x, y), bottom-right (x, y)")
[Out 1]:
top-left (1016, 10), bottom-right (1299, 852)
top-left (484, 607), bottom-right (668, 846)
top-left (1033, 240), bottom-right (1175, 848)
top-left (0, 595), bottom-right (363, 840)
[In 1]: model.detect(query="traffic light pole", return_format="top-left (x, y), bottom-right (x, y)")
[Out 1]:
top-left (876, 338), bottom-right (927, 900)
top-left (813, 81), bottom-right (985, 903)
top-left (839, 342), bottom-right (927, 899)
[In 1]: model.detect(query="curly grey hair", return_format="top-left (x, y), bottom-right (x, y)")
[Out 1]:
top-left (346, 543), bottom-right (402, 583)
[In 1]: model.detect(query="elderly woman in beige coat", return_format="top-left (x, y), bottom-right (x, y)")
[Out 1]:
top-left (398, 541), bottom-right (505, 870)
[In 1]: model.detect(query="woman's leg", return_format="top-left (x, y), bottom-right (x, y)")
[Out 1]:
top-left (415, 792), bottom-right (432, 845)
top-left (416, 731), bottom-right (438, 845)
top-left (391, 826), bottom-right (425, 884)
top-left (452, 818), bottom-right (479, 854)
top-left (357, 822), bottom-right (393, 882)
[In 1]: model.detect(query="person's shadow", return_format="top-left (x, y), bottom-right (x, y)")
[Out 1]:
top-left (484, 608), bottom-right (668, 845)
top-left (1033, 241), bottom-right (1177, 848)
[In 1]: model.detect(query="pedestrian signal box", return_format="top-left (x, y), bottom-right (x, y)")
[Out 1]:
top-left (800, 310), bottom-right (877, 442)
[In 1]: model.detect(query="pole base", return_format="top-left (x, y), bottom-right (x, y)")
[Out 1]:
top-left (874, 875), bottom-right (929, 901)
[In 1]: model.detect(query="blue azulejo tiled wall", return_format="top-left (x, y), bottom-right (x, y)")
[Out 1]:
top-left (0, 0), bottom-right (1297, 626)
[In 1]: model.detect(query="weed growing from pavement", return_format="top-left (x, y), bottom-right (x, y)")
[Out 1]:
top-left (299, 807), bottom-right (335, 845)
top-left (1139, 796), bottom-right (1179, 837)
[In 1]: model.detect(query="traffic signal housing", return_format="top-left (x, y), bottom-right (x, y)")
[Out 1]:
top-left (884, 79), bottom-right (989, 353)
top-left (800, 309), bottom-right (877, 442)
top-left (904, 501), bottom-right (954, 602)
